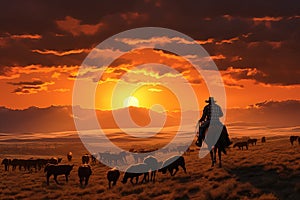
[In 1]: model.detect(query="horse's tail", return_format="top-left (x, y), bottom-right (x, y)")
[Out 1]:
top-left (217, 125), bottom-right (231, 149)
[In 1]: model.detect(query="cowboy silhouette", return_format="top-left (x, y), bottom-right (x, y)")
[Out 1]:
top-left (196, 97), bottom-right (223, 147)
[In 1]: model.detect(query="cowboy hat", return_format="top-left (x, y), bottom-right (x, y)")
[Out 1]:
top-left (205, 97), bottom-right (216, 103)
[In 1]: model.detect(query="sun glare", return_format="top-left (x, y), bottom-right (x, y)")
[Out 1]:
top-left (123, 96), bottom-right (139, 107)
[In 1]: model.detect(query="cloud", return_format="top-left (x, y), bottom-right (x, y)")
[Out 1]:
top-left (56, 16), bottom-right (104, 36)
top-left (0, 0), bottom-right (299, 86)
top-left (53, 88), bottom-right (70, 92)
top-left (222, 66), bottom-right (266, 82)
top-left (252, 16), bottom-right (284, 29)
top-left (210, 54), bottom-right (226, 60)
top-left (32, 48), bottom-right (90, 56)
top-left (120, 12), bottom-right (148, 24)
top-left (115, 36), bottom-right (197, 46)
top-left (7, 80), bottom-right (45, 86)
top-left (227, 100), bottom-right (300, 127)
top-left (215, 37), bottom-right (239, 45)
top-left (8, 80), bottom-right (54, 95)
top-left (10, 34), bottom-right (42, 40)
top-left (0, 65), bottom-right (79, 84)
top-left (148, 88), bottom-right (162, 92)
top-left (196, 38), bottom-right (214, 45)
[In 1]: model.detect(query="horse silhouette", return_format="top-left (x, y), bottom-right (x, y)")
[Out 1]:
top-left (201, 124), bottom-right (231, 167)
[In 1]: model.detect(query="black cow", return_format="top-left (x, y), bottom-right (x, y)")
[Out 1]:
top-left (1, 158), bottom-right (11, 171)
top-left (121, 163), bottom-right (149, 185)
top-left (44, 164), bottom-right (74, 185)
top-left (107, 167), bottom-right (120, 188)
top-left (78, 164), bottom-right (92, 187)
top-left (248, 138), bottom-right (257, 146)
top-left (82, 154), bottom-right (90, 164)
top-left (158, 156), bottom-right (186, 176)
top-left (233, 142), bottom-right (248, 150)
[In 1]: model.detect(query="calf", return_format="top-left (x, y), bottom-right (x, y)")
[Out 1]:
top-left (158, 156), bottom-right (186, 176)
top-left (107, 167), bottom-right (120, 188)
top-left (261, 136), bottom-right (266, 143)
top-left (44, 164), bottom-right (74, 185)
top-left (82, 154), bottom-right (90, 164)
top-left (78, 164), bottom-right (92, 187)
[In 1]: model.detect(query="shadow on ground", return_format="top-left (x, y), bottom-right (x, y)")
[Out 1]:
top-left (227, 164), bottom-right (300, 200)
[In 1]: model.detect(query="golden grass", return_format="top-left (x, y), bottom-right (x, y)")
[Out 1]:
top-left (0, 136), bottom-right (299, 200)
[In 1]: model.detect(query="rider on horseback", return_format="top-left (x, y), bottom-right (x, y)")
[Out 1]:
top-left (196, 97), bottom-right (224, 147)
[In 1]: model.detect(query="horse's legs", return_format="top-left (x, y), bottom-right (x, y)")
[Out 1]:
top-left (218, 148), bottom-right (222, 168)
top-left (181, 164), bottom-right (187, 173)
top-left (210, 150), bottom-right (215, 167)
top-left (210, 150), bottom-right (213, 167)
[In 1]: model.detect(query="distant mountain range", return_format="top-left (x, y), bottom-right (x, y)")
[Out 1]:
top-left (0, 106), bottom-right (198, 133)
top-left (1, 100), bottom-right (299, 133)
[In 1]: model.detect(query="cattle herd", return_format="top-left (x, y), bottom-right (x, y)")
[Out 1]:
top-left (231, 137), bottom-right (261, 150)
top-left (1, 135), bottom-right (299, 188)
top-left (1, 150), bottom-right (187, 188)
top-left (1, 157), bottom-right (62, 172)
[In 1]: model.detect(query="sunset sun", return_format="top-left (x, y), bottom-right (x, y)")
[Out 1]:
top-left (123, 96), bottom-right (139, 107)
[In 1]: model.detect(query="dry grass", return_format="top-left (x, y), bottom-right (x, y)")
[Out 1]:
top-left (0, 136), bottom-right (299, 200)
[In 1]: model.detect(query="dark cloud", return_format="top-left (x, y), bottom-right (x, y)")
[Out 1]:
top-left (7, 80), bottom-right (44, 86)
top-left (0, 0), bottom-right (299, 85)
top-left (227, 100), bottom-right (300, 127)
top-left (7, 80), bottom-right (53, 94)
top-left (12, 86), bottom-right (41, 94)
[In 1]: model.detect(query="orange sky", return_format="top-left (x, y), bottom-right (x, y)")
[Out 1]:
top-left (1, 1), bottom-right (299, 114)
top-left (1, 48), bottom-right (299, 111)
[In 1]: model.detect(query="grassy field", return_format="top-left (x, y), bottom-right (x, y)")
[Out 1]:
top-left (0, 136), bottom-right (299, 200)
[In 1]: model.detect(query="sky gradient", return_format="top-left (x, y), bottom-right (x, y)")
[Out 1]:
top-left (1, 0), bottom-right (299, 117)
